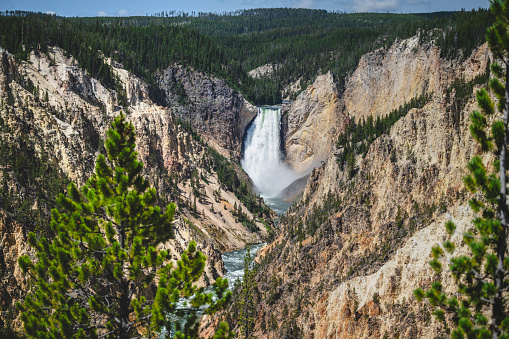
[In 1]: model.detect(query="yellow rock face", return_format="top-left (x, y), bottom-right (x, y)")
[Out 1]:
top-left (285, 71), bottom-right (346, 174)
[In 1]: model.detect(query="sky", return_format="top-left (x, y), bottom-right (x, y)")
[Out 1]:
top-left (1, 0), bottom-right (490, 17)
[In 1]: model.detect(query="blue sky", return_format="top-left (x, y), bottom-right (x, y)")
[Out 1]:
top-left (2, 0), bottom-right (490, 17)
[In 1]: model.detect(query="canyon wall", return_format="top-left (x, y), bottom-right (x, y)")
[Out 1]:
top-left (157, 65), bottom-right (257, 160)
top-left (251, 38), bottom-right (491, 338)
top-left (0, 47), bottom-right (268, 330)
top-left (284, 71), bottom-right (347, 174)
top-left (282, 36), bottom-right (489, 178)
top-left (345, 35), bottom-right (489, 122)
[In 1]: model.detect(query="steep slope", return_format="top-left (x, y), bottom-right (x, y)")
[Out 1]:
top-left (283, 72), bottom-right (347, 174)
top-left (249, 38), bottom-right (491, 338)
top-left (0, 46), bottom-right (270, 330)
top-left (345, 35), bottom-right (489, 122)
top-left (157, 65), bottom-right (257, 159)
top-left (283, 36), bottom-right (489, 177)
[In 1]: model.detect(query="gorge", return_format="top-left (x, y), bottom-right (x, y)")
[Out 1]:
top-left (0, 7), bottom-right (498, 339)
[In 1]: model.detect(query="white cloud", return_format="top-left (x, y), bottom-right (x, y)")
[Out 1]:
top-left (118, 9), bottom-right (128, 16)
top-left (353, 0), bottom-right (401, 12)
top-left (293, 0), bottom-right (315, 8)
top-left (97, 11), bottom-right (107, 17)
top-left (45, 11), bottom-right (56, 16)
top-left (405, 0), bottom-right (431, 4)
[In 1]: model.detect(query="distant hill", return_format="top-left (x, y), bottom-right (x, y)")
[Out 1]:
top-left (0, 9), bottom-right (493, 105)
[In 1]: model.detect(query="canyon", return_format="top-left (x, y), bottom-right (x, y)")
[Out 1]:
top-left (0, 13), bottom-right (496, 339)
top-left (245, 37), bottom-right (491, 338)
top-left (0, 46), bottom-right (270, 330)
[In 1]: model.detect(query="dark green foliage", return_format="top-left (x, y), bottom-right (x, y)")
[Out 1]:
top-left (16, 113), bottom-right (231, 338)
top-left (446, 67), bottom-right (492, 113)
top-left (180, 9), bottom-right (490, 96)
top-left (0, 9), bottom-right (493, 106)
top-left (237, 248), bottom-right (258, 338)
top-left (226, 248), bottom-right (259, 338)
top-left (0, 11), bottom-right (116, 89)
top-left (336, 93), bottom-right (432, 173)
top-left (298, 191), bottom-right (341, 238)
top-left (0, 133), bottom-right (69, 235)
top-left (177, 119), bottom-right (272, 225)
top-left (435, 9), bottom-right (494, 60)
top-left (207, 146), bottom-right (272, 221)
top-left (200, 9), bottom-right (490, 97)
top-left (115, 78), bottom-right (128, 108)
top-left (415, 2), bottom-right (509, 337)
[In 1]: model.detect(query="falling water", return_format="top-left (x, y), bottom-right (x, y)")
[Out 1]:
top-left (241, 106), bottom-right (299, 198)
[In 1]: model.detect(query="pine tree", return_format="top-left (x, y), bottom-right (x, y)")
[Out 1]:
top-left (414, 1), bottom-right (509, 337)
top-left (238, 247), bottom-right (257, 339)
top-left (16, 112), bottom-right (232, 338)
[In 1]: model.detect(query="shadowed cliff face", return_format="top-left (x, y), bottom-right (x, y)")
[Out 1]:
top-left (157, 65), bottom-right (257, 160)
top-left (0, 47), bottom-right (268, 330)
top-left (251, 38), bottom-right (491, 338)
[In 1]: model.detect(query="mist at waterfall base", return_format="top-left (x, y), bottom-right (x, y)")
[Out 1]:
top-left (241, 107), bottom-right (299, 214)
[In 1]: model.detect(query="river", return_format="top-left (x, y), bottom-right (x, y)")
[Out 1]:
top-left (222, 243), bottom-right (266, 288)
top-left (225, 106), bottom-right (296, 281)
top-left (221, 194), bottom-right (292, 283)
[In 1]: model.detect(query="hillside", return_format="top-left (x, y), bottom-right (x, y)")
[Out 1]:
top-left (0, 45), bottom-right (273, 331)
top-left (0, 9), bottom-right (492, 106)
top-left (232, 36), bottom-right (491, 338)
top-left (0, 6), bottom-right (499, 339)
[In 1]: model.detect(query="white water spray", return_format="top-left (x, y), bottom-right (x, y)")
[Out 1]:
top-left (241, 107), bottom-right (299, 198)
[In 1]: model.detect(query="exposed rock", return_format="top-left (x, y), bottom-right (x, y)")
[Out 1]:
top-left (0, 47), bottom-right (268, 330)
top-left (251, 38), bottom-right (490, 339)
top-left (157, 65), bottom-right (257, 159)
top-left (283, 38), bottom-right (489, 178)
top-left (284, 71), bottom-right (347, 174)
top-left (344, 36), bottom-right (489, 122)
top-left (0, 213), bottom-right (30, 331)
top-left (315, 205), bottom-right (474, 339)
top-left (282, 76), bottom-right (303, 100)
top-left (248, 63), bottom-right (280, 79)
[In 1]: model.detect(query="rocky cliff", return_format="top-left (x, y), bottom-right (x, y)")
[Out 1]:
top-left (284, 71), bottom-right (347, 174)
top-left (0, 47), bottom-right (269, 330)
top-left (283, 36), bottom-right (489, 177)
top-left (345, 35), bottom-right (489, 122)
top-left (248, 38), bottom-right (491, 338)
top-left (157, 65), bottom-right (257, 159)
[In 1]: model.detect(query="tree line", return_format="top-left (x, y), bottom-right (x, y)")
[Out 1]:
top-left (0, 9), bottom-right (493, 106)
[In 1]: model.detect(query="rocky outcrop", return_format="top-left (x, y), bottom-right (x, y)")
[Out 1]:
top-left (344, 36), bottom-right (489, 122)
top-left (251, 38), bottom-right (491, 338)
top-left (157, 65), bottom-right (257, 159)
top-left (282, 38), bottom-right (489, 178)
top-left (0, 47), bottom-right (268, 330)
top-left (0, 214), bottom-right (30, 331)
top-left (284, 71), bottom-right (347, 174)
top-left (248, 63), bottom-right (280, 79)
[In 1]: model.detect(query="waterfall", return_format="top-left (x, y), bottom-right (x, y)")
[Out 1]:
top-left (241, 107), bottom-right (298, 198)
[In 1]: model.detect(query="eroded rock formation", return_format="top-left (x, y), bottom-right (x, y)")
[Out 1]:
top-left (157, 65), bottom-right (257, 159)
top-left (250, 38), bottom-right (491, 338)
top-left (284, 71), bottom-right (347, 174)
top-left (0, 47), bottom-right (268, 330)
